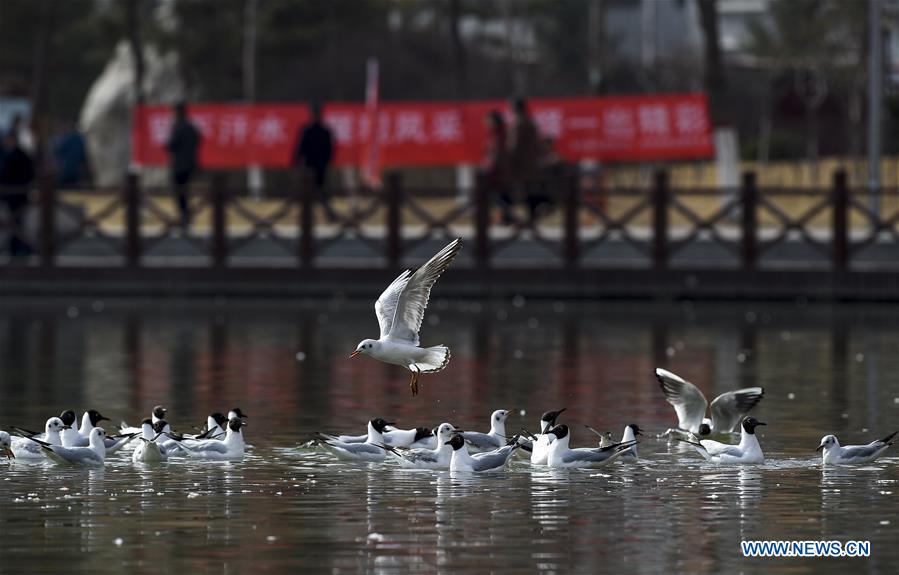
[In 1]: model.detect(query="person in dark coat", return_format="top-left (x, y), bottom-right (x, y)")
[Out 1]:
top-left (484, 110), bottom-right (515, 224)
top-left (166, 102), bottom-right (201, 226)
top-left (508, 97), bottom-right (542, 223)
top-left (0, 131), bottom-right (35, 257)
top-left (293, 102), bottom-right (336, 221)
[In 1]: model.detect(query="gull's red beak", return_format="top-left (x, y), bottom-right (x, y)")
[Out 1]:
top-left (349, 350), bottom-right (361, 358)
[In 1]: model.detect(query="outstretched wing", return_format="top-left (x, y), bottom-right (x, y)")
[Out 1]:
top-left (710, 387), bottom-right (765, 433)
top-left (375, 270), bottom-right (412, 338)
top-left (387, 239), bottom-right (462, 345)
top-left (656, 368), bottom-right (708, 434)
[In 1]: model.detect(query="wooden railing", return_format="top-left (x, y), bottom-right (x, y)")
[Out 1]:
top-left (3, 168), bottom-right (899, 273)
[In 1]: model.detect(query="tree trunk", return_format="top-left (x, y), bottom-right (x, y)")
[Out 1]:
top-left (697, 0), bottom-right (726, 125)
top-left (449, 0), bottom-right (468, 99)
top-left (125, 0), bottom-right (145, 105)
top-left (30, 0), bottom-right (56, 174)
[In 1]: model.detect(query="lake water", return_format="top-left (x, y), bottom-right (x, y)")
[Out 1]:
top-left (0, 297), bottom-right (897, 574)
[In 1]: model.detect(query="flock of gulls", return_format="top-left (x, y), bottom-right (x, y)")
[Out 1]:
top-left (0, 239), bottom-right (895, 471)
top-left (0, 407), bottom-right (248, 465)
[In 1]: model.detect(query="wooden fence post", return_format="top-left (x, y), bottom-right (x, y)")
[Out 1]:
top-left (653, 170), bottom-right (669, 271)
top-left (125, 172), bottom-right (140, 267)
top-left (741, 171), bottom-right (757, 270)
top-left (386, 172), bottom-right (402, 269)
top-left (299, 170), bottom-right (314, 267)
top-left (832, 169), bottom-right (848, 272)
top-left (211, 173), bottom-right (226, 268)
top-left (39, 174), bottom-right (55, 267)
top-left (475, 172), bottom-right (490, 269)
top-left (564, 171), bottom-right (579, 269)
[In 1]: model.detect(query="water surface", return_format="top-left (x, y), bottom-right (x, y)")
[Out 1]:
top-left (0, 298), bottom-right (897, 574)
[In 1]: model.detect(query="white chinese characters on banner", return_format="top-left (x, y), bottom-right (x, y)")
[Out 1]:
top-left (217, 114), bottom-right (250, 146)
top-left (602, 107), bottom-right (636, 138)
top-left (148, 114), bottom-right (173, 145)
top-left (393, 111), bottom-right (427, 144)
top-left (253, 115), bottom-right (289, 146)
top-left (534, 108), bottom-right (563, 138)
top-left (674, 102), bottom-right (707, 134)
top-left (325, 112), bottom-right (355, 144)
top-left (638, 104), bottom-right (671, 136)
top-left (430, 110), bottom-right (463, 143)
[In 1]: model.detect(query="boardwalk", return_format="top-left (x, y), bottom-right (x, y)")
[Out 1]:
top-left (2, 169), bottom-right (899, 300)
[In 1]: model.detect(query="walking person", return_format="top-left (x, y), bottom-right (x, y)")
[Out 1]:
top-left (0, 131), bottom-right (35, 259)
top-left (165, 102), bottom-right (201, 227)
top-left (483, 110), bottom-right (514, 224)
top-left (293, 102), bottom-right (337, 221)
top-left (508, 97), bottom-right (541, 224)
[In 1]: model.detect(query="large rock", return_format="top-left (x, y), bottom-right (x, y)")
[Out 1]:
top-left (80, 41), bottom-right (183, 187)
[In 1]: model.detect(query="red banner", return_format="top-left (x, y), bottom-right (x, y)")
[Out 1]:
top-left (132, 93), bottom-right (712, 168)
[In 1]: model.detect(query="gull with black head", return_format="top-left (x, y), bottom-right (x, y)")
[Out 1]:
top-left (316, 418), bottom-right (393, 462)
top-left (379, 423), bottom-right (460, 470)
top-left (545, 424), bottom-right (636, 469)
top-left (678, 417), bottom-right (767, 464)
top-left (446, 434), bottom-right (519, 472)
top-left (657, 368), bottom-right (764, 438)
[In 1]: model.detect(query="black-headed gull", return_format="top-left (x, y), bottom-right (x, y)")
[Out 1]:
top-left (337, 425), bottom-right (434, 448)
top-left (618, 424), bottom-right (643, 460)
top-left (316, 418), bottom-right (393, 462)
top-left (10, 417), bottom-right (66, 459)
top-left (679, 417), bottom-right (766, 464)
top-left (24, 427), bottom-right (108, 466)
top-left (445, 434), bottom-right (518, 472)
top-left (178, 418), bottom-right (247, 460)
top-left (379, 423), bottom-right (459, 469)
top-left (817, 431), bottom-right (897, 465)
top-left (461, 409), bottom-right (512, 453)
top-left (656, 368), bottom-right (764, 437)
top-left (131, 419), bottom-right (169, 463)
top-left (528, 408), bottom-right (566, 465)
top-left (545, 424), bottom-right (636, 468)
top-left (350, 238), bottom-right (462, 396)
top-left (119, 405), bottom-right (168, 435)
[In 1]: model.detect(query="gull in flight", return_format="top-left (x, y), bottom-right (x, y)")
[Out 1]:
top-left (678, 417), bottom-right (766, 464)
top-left (817, 431), bottom-right (897, 465)
top-left (350, 238), bottom-right (462, 396)
top-left (656, 368), bottom-right (764, 437)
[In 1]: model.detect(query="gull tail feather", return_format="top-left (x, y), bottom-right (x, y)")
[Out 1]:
top-left (11, 426), bottom-right (41, 438)
top-left (879, 430), bottom-right (898, 446)
top-left (414, 345), bottom-right (451, 373)
top-left (675, 437), bottom-right (712, 461)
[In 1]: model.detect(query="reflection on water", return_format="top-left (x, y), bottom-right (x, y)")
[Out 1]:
top-left (0, 298), bottom-right (898, 573)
